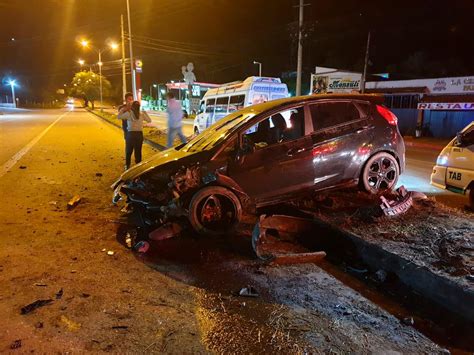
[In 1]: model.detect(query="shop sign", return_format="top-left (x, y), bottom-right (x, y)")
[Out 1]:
top-left (417, 102), bottom-right (474, 110)
top-left (311, 73), bottom-right (361, 94)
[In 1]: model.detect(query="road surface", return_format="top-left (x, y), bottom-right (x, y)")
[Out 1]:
top-left (0, 108), bottom-right (463, 353)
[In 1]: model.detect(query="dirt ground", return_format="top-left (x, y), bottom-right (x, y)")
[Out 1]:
top-left (292, 190), bottom-right (474, 283)
top-left (0, 109), bottom-right (446, 353)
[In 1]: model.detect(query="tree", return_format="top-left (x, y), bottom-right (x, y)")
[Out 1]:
top-left (68, 71), bottom-right (111, 109)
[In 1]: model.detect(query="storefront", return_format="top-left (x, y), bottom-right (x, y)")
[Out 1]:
top-left (366, 76), bottom-right (474, 138)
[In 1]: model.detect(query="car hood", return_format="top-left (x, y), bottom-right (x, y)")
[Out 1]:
top-left (118, 147), bottom-right (199, 182)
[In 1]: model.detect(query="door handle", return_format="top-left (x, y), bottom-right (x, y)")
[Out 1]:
top-left (356, 125), bottom-right (375, 134)
top-left (287, 147), bottom-right (305, 157)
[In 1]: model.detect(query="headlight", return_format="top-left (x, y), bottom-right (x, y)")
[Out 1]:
top-left (436, 154), bottom-right (448, 166)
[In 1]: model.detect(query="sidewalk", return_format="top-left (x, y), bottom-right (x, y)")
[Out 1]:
top-left (403, 136), bottom-right (450, 151)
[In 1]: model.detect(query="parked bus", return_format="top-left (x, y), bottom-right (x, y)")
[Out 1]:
top-left (193, 76), bottom-right (289, 134)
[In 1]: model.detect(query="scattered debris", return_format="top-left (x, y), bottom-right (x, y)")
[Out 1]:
top-left (81, 293), bottom-right (90, 298)
top-left (149, 223), bottom-right (182, 241)
top-left (19, 166), bottom-right (27, 169)
top-left (380, 186), bottom-right (413, 217)
top-left (95, 172), bottom-right (103, 177)
top-left (10, 339), bottom-right (21, 349)
top-left (70, 270), bottom-right (77, 274)
top-left (48, 201), bottom-right (58, 206)
top-left (107, 251), bottom-right (115, 256)
top-left (112, 325), bottom-right (128, 330)
top-left (411, 191), bottom-right (428, 200)
top-left (101, 248), bottom-right (106, 252)
top-left (238, 286), bottom-right (259, 298)
top-left (271, 252), bottom-right (326, 265)
top-left (56, 288), bottom-right (64, 300)
top-left (125, 233), bottom-right (132, 249)
top-left (60, 315), bottom-right (81, 331)
top-left (35, 322), bottom-right (44, 329)
top-left (402, 317), bottom-right (415, 326)
top-left (34, 283), bottom-right (48, 287)
top-left (252, 214), bottom-right (325, 262)
top-left (67, 195), bottom-right (81, 210)
top-left (20, 299), bottom-right (53, 315)
top-left (134, 240), bottom-right (150, 254)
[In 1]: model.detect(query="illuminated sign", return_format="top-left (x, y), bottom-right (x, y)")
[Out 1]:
top-left (311, 73), bottom-right (361, 94)
top-left (135, 59), bottom-right (143, 73)
top-left (192, 85), bottom-right (200, 97)
top-left (417, 102), bottom-right (474, 110)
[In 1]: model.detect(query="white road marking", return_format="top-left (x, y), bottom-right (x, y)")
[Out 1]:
top-left (0, 110), bottom-right (70, 179)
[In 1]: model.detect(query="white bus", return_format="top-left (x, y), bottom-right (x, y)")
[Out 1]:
top-left (193, 76), bottom-right (289, 134)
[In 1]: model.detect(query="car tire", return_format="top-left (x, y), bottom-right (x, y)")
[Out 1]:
top-left (188, 186), bottom-right (242, 235)
top-left (361, 152), bottom-right (400, 194)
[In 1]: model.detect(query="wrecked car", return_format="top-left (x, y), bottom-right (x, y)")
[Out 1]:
top-left (112, 94), bottom-right (405, 240)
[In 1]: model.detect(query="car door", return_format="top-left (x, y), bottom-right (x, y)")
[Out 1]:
top-left (227, 105), bottom-right (314, 204)
top-left (308, 100), bottom-right (375, 190)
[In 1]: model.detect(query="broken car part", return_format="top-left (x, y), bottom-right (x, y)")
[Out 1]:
top-left (380, 186), bottom-right (413, 217)
top-left (20, 299), bottom-right (53, 315)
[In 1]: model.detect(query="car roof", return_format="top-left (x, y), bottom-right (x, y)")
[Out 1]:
top-left (242, 93), bottom-right (384, 115)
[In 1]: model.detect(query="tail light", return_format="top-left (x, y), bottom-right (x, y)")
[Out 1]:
top-left (376, 105), bottom-right (398, 126)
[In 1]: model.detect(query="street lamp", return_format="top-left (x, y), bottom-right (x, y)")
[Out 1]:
top-left (253, 61), bottom-right (262, 77)
top-left (80, 39), bottom-right (119, 111)
top-left (8, 80), bottom-right (17, 108)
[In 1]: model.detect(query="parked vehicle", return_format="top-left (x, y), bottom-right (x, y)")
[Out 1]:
top-left (193, 76), bottom-right (289, 134)
top-left (113, 94), bottom-right (405, 238)
top-left (431, 121), bottom-right (474, 208)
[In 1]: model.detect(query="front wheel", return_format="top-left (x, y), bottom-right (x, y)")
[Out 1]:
top-left (188, 186), bottom-right (242, 235)
top-left (361, 152), bottom-right (400, 194)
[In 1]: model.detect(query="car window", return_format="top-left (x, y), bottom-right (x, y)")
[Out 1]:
top-left (229, 95), bottom-right (245, 112)
top-left (309, 101), bottom-right (361, 131)
top-left (243, 106), bottom-right (305, 149)
top-left (205, 98), bottom-right (215, 114)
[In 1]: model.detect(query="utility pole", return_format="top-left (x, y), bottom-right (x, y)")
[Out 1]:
top-left (98, 51), bottom-right (103, 111)
top-left (126, 0), bottom-right (137, 100)
top-left (295, 0), bottom-right (305, 96)
top-left (361, 31), bottom-right (371, 94)
top-left (121, 14), bottom-right (127, 98)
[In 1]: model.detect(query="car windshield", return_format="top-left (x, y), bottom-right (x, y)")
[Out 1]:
top-left (181, 111), bottom-right (256, 152)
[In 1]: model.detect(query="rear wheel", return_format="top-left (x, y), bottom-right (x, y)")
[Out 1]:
top-left (188, 186), bottom-right (242, 235)
top-left (361, 152), bottom-right (400, 194)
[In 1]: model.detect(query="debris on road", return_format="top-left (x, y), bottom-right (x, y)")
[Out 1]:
top-left (48, 201), bottom-right (57, 206)
top-left (35, 322), bottom-right (44, 329)
top-left (111, 325), bottom-right (129, 330)
top-left (149, 223), bottom-right (182, 241)
top-left (107, 251), bottom-right (115, 256)
top-left (380, 186), bottom-right (413, 217)
top-left (34, 283), bottom-right (48, 287)
top-left (20, 299), bottom-right (53, 315)
top-left (60, 315), bottom-right (81, 331)
top-left (10, 339), bottom-right (22, 349)
top-left (95, 172), bottom-right (103, 177)
top-left (67, 195), bottom-right (81, 210)
top-left (55, 288), bottom-right (63, 300)
top-left (238, 286), bottom-right (259, 298)
top-left (19, 165), bottom-right (27, 169)
top-left (252, 214), bottom-right (325, 262)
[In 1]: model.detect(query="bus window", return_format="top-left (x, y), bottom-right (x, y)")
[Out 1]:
top-left (215, 96), bottom-right (229, 114)
top-left (229, 95), bottom-right (245, 112)
top-left (205, 98), bottom-right (215, 114)
top-left (199, 100), bottom-right (205, 114)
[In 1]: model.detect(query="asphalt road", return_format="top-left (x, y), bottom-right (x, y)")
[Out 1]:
top-left (0, 108), bottom-right (458, 352)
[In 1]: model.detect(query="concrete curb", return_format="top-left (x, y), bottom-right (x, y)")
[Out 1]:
top-left (312, 218), bottom-right (474, 324)
top-left (86, 109), bottom-right (166, 151)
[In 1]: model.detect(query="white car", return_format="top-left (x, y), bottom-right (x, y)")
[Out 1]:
top-left (431, 121), bottom-right (474, 208)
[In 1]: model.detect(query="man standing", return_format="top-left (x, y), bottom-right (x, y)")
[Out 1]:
top-left (118, 92), bottom-right (134, 139)
top-left (166, 92), bottom-right (187, 148)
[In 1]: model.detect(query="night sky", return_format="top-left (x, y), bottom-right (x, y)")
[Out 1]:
top-left (1, 0), bottom-right (473, 99)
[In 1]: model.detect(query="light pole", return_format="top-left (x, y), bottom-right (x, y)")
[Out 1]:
top-left (253, 61), bottom-right (262, 77)
top-left (153, 84), bottom-right (158, 108)
top-left (8, 80), bottom-right (16, 108)
top-left (80, 39), bottom-right (118, 111)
